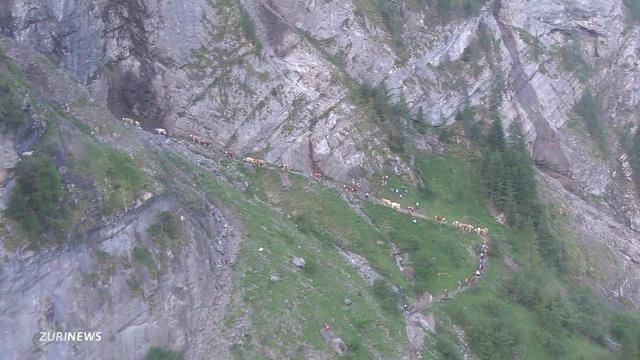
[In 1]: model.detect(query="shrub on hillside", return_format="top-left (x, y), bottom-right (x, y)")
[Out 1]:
top-left (355, 83), bottom-right (407, 154)
top-left (6, 154), bottom-right (67, 244)
top-left (430, 0), bottom-right (488, 18)
top-left (132, 245), bottom-right (159, 277)
top-left (574, 89), bottom-right (608, 155)
top-left (0, 47), bottom-right (26, 129)
top-left (239, 7), bottom-right (262, 53)
top-left (434, 332), bottom-right (464, 360)
top-left (0, 80), bottom-right (25, 128)
top-left (374, 0), bottom-right (406, 56)
top-left (560, 39), bottom-right (591, 82)
top-left (464, 300), bottom-right (520, 359)
top-left (144, 347), bottom-right (183, 360)
top-left (292, 214), bottom-right (335, 245)
top-left (624, 0), bottom-right (640, 22)
top-left (372, 279), bottom-right (401, 316)
top-left (148, 211), bottom-right (184, 248)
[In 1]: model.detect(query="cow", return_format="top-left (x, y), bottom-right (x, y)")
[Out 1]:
top-left (280, 164), bottom-right (290, 171)
top-left (244, 157), bottom-right (257, 165)
top-left (201, 139), bottom-right (212, 147)
top-left (452, 220), bottom-right (460, 227)
top-left (225, 151), bottom-right (235, 159)
top-left (313, 172), bottom-right (323, 179)
top-left (434, 215), bottom-right (447, 224)
top-left (155, 128), bottom-right (168, 136)
top-left (343, 185), bottom-right (357, 193)
top-left (134, 121), bottom-right (141, 128)
top-left (122, 117), bottom-right (135, 126)
top-left (190, 134), bottom-right (200, 143)
top-left (255, 159), bottom-right (267, 167)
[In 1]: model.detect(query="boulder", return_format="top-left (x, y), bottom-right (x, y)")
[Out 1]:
top-left (330, 337), bottom-right (347, 355)
top-left (135, 191), bottom-right (154, 207)
top-left (292, 256), bottom-right (306, 268)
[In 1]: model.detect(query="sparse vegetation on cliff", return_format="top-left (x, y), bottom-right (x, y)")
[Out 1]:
top-left (574, 89), bottom-right (608, 155)
top-left (6, 154), bottom-right (68, 246)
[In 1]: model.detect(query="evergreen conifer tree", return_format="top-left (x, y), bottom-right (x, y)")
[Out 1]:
top-left (488, 117), bottom-right (506, 151)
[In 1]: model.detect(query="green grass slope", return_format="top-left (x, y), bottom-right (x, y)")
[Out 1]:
top-left (159, 154), bottom-right (409, 359)
top-left (216, 145), bottom-right (640, 359)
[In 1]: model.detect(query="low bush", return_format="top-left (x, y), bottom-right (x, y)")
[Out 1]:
top-left (132, 246), bottom-right (159, 277)
top-left (148, 211), bottom-right (184, 248)
top-left (434, 332), bottom-right (463, 360)
top-left (239, 6), bottom-right (262, 53)
top-left (560, 39), bottom-right (591, 82)
top-left (144, 347), bottom-right (183, 360)
top-left (574, 89), bottom-right (607, 155)
top-left (372, 279), bottom-right (401, 316)
top-left (292, 214), bottom-right (335, 246)
top-left (6, 154), bottom-right (67, 244)
top-left (0, 47), bottom-right (26, 129)
top-left (624, 0), bottom-right (640, 22)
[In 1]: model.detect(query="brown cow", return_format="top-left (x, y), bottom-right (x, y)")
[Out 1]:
top-left (434, 215), bottom-right (447, 224)
top-left (244, 157), bottom-right (266, 167)
top-left (122, 117), bottom-right (135, 126)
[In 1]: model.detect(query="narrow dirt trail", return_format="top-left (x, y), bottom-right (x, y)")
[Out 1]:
top-left (296, 170), bottom-right (492, 359)
top-left (148, 135), bottom-right (491, 359)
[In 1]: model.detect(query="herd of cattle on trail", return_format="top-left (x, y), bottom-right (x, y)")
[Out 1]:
top-left (125, 118), bottom-right (492, 356)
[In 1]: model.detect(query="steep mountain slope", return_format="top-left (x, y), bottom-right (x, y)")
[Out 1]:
top-left (2, 0), bottom-right (640, 359)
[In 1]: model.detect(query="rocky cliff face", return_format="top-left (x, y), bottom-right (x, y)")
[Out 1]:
top-left (0, 38), bottom-right (243, 359)
top-left (2, 0), bottom-right (640, 357)
top-left (1, 194), bottom-right (239, 360)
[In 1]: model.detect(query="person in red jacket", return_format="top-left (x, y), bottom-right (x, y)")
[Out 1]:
top-left (322, 323), bottom-right (330, 333)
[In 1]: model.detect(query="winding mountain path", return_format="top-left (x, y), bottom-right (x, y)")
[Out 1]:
top-left (243, 155), bottom-right (492, 359)
top-left (148, 132), bottom-right (491, 359)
